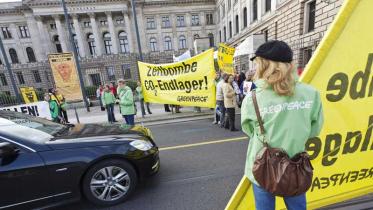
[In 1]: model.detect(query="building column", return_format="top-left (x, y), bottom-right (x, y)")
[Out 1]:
top-left (105, 11), bottom-right (119, 54)
top-left (35, 15), bottom-right (52, 57)
top-left (134, 6), bottom-right (148, 53)
top-left (53, 15), bottom-right (69, 52)
top-left (25, 13), bottom-right (44, 61)
top-left (123, 11), bottom-right (134, 53)
top-left (186, 13), bottom-right (193, 51)
top-left (88, 12), bottom-right (103, 56)
top-left (72, 14), bottom-right (86, 57)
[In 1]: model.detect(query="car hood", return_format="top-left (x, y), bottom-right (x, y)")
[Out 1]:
top-left (46, 124), bottom-right (153, 150)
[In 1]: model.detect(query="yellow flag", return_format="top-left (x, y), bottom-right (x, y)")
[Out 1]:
top-left (226, 0), bottom-right (373, 209)
top-left (138, 49), bottom-right (216, 108)
top-left (20, 87), bottom-right (38, 104)
top-left (218, 43), bottom-right (235, 74)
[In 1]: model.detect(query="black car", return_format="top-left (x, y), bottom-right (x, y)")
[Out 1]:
top-left (0, 110), bottom-right (159, 209)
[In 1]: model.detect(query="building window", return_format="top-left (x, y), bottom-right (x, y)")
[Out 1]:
top-left (206, 14), bottom-right (213, 25)
top-left (223, 26), bottom-right (226, 42)
top-left (191, 14), bottom-right (200, 26)
top-left (119, 31), bottom-right (129, 53)
top-left (1, 27), bottom-right (12, 39)
top-left (243, 7), bottom-right (248, 28)
top-left (219, 30), bottom-right (221, 42)
top-left (147, 17), bottom-right (156, 29)
top-left (229, 21), bottom-right (232, 38)
top-left (100, 20), bottom-right (108, 26)
top-left (106, 66), bottom-right (116, 81)
top-left (72, 34), bottom-right (80, 57)
top-left (265, 0), bottom-right (271, 12)
top-left (194, 34), bottom-right (200, 40)
top-left (26, 47), bottom-right (36, 63)
top-left (32, 70), bottom-right (42, 83)
top-left (0, 73), bottom-right (8, 86)
top-left (176, 16), bottom-right (185, 27)
top-left (253, 0), bottom-right (258, 22)
top-left (87, 33), bottom-right (96, 56)
top-left (16, 72), bottom-right (25, 84)
top-left (305, 0), bottom-right (316, 33)
top-left (9, 48), bottom-right (19, 64)
top-left (53, 35), bottom-right (63, 53)
top-left (116, 18), bottom-right (124, 25)
top-left (208, 33), bottom-right (214, 47)
top-left (164, 36), bottom-right (172, 51)
top-left (19, 26), bottom-right (30, 38)
top-left (149, 37), bottom-right (157, 52)
top-left (83, 21), bottom-right (91, 27)
top-left (121, 64), bottom-right (131, 79)
top-left (302, 47), bottom-right (313, 66)
top-left (50, 23), bottom-right (57, 29)
top-left (103, 32), bottom-right (112, 54)
top-left (179, 35), bottom-right (187, 49)
top-left (235, 15), bottom-right (239, 34)
top-left (162, 16), bottom-right (171, 28)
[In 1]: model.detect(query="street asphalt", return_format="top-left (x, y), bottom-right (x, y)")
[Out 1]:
top-left (52, 117), bottom-right (373, 210)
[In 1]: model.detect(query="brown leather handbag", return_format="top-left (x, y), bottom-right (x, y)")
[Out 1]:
top-left (251, 90), bottom-right (314, 197)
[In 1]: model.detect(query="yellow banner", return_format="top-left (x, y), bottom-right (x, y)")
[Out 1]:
top-left (226, 0), bottom-right (373, 209)
top-left (138, 49), bottom-right (216, 108)
top-left (48, 53), bottom-right (83, 101)
top-left (20, 87), bottom-right (38, 104)
top-left (218, 43), bottom-right (235, 74)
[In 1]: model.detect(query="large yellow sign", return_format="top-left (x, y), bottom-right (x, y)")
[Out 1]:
top-left (226, 0), bottom-right (373, 209)
top-left (138, 49), bottom-right (216, 108)
top-left (218, 43), bottom-right (235, 74)
top-left (20, 87), bottom-right (38, 104)
top-left (48, 53), bottom-right (83, 101)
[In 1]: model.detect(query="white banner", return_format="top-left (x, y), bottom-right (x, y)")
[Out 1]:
top-left (0, 101), bottom-right (51, 120)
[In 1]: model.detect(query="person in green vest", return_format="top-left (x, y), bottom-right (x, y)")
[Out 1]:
top-left (241, 40), bottom-right (323, 210)
top-left (118, 79), bottom-right (135, 125)
top-left (136, 81), bottom-right (152, 118)
top-left (101, 84), bottom-right (116, 124)
top-left (44, 93), bottom-right (60, 123)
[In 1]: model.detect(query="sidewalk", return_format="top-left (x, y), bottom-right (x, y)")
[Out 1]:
top-left (66, 102), bottom-right (216, 124)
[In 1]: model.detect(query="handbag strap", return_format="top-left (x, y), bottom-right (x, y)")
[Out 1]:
top-left (251, 90), bottom-right (266, 137)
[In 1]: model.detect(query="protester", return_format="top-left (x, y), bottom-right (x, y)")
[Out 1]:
top-left (96, 85), bottom-right (105, 111)
top-left (101, 84), bottom-right (116, 124)
top-left (44, 93), bottom-right (60, 123)
top-left (55, 89), bottom-right (69, 123)
top-left (241, 71), bottom-right (255, 97)
top-left (136, 81), bottom-right (152, 117)
top-left (164, 104), bottom-right (171, 112)
top-left (216, 73), bottom-right (227, 127)
top-left (109, 82), bottom-right (117, 98)
top-left (241, 40), bottom-right (324, 210)
top-left (222, 74), bottom-right (238, 131)
top-left (232, 75), bottom-right (242, 108)
top-left (213, 71), bottom-right (221, 124)
top-left (118, 79), bottom-right (135, 125)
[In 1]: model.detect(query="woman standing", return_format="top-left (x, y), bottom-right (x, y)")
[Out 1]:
top-left (101, 84), bottom-right (116, 124)
top-left (222, 74), bottom-right (239, 132)
top-left (136, 81), bottom-right (152, 117)
top-left (241, 40), bottom-right (323, 210)
top-left (118, 79), bottom-right (135, 126)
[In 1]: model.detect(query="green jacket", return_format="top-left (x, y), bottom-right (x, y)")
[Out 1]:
top-left (241, 79), bottom-right (324, 185)
top-left (119, 86), bottom-right (135, 115)
top-left (136, 86), bottom-right (144, 100)
top-left (101, 91), bottom-right (116, 106)
top-left (49, 100), bottom-right (59, 120)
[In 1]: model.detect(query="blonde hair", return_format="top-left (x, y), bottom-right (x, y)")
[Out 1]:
top-left (253, 57), bottom-right (295, 96)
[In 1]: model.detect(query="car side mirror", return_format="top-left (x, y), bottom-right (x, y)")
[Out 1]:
top-left (0, 142), bottom-right (19, 158)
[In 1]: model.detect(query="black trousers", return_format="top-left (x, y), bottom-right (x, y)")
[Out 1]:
top-left (225, 108), bottom-right (236, 131)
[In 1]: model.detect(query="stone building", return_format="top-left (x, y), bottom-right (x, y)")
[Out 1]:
top-left (0, 0), bottom-right (217, 96)
top-left (215, 0), bottom-right (344, 73)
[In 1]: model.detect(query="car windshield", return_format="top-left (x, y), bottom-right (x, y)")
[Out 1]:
top-left (0, 111), bottom-right (67, 143)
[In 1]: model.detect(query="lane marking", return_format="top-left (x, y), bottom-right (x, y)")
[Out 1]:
top-left (159, 136), bottom-right (247, 151)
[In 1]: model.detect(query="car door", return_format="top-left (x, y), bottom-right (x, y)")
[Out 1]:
top-left (0, 137), bottom-right (51, 209)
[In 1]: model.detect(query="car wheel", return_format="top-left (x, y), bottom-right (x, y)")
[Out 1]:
top-left (82, 159), bottom-right (137, 206)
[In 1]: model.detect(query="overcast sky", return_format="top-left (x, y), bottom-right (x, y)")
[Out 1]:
top-left (0, 0), bottom-right (22, 2)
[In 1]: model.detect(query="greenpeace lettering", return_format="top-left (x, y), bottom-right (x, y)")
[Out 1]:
top-left (138, 49), bottom-right (216, 108)
top-left (326, 53), bottom-right (373, 102)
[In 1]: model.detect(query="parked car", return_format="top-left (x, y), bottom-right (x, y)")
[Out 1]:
top-left (0, 110), bottom-right (159, 209)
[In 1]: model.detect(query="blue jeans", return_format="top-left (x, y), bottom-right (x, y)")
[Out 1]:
top-left (106, 104), bottom-right (115, 123)
top-left (252, 184), bottom-right (306, 210)
top-left (123, 114), bottom-right (135, 125)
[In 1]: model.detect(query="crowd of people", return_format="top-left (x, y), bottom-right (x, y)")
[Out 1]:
top-left (44, 88), bottom-right (69, 124)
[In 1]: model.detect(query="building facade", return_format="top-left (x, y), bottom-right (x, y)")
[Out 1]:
top-left (216, 0), bottom-right (343, 73)
top-left (0, 0), bottom-right (216, 97)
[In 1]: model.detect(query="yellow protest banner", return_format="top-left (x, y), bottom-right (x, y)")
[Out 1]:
top-left (225, 0), bottom-right (373, 209)
top-left (218, 43), bottom-right (235, 74)
top-left (20, 87), bottom-right (38, 104)
top-left (138, 49), bottom-right (216, 108)
top-left (48, 53), bottom-right (83, 101)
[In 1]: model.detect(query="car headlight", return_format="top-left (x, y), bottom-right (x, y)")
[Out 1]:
top-left (130, 140), bottom-right (153, 151)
